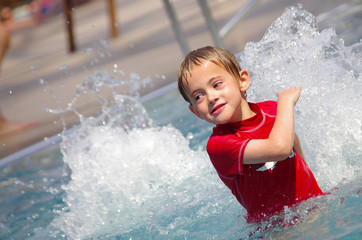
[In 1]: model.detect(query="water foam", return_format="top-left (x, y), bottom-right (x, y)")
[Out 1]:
top-left (49, 85), bottom-right (230, 238)
top-left (238, 5), bottom-right (361, 189)
top-left (48, 5), bottom-right (361, 239)
top-left (53, 126), bottom-right (216, 238)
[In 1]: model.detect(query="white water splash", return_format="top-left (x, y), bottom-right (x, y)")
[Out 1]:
top-left (47, 5), bottom-right (361, 239)
top-left (49, 97), bottom-right (228, 239)
top-left (239, 5), bottom-right (361, 190)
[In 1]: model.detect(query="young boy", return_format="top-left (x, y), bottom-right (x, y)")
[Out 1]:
top-left (177, 46), bottom-right (323, 222)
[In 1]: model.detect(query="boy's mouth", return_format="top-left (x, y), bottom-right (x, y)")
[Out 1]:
top-left (211, 103), bottom-right (226, 115)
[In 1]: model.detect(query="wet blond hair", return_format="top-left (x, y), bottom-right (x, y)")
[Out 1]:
top-left (177, 46), bottom-right (241, 103)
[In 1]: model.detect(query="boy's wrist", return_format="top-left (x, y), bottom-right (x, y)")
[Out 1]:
top-left (277, 98), bottom-right (295, 108)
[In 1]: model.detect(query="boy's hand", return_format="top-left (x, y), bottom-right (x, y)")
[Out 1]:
top-left (277, 86), bottom-right (302, 105)
top-left (243, 86), bottom-right (301, 164)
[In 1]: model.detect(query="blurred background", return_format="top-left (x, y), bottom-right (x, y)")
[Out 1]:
top-left (0, 0), bottom-right (360, 157)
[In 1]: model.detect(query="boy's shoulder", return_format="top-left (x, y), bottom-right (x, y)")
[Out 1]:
top-left (256, 100), bottom-right (277, 116)
top-left (207, 100), bottom-right (277, 154)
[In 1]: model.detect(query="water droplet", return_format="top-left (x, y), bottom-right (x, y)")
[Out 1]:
top-left (85, 48), bottom-right (93, 54)
top-left (130, 73), bottom-right (140, 80)
top-left (39, 78), bottom-right (45, 85)
top-left (118, 70), bottom-right (125, 76)
top-left (186, 133), bottom-right (194, 140)
top-left (59, 64), bottom-right (68, 71)
top-left (100, 39), bottom-right (107, 48)
top-left (44, 107), bottom-right (53, 113)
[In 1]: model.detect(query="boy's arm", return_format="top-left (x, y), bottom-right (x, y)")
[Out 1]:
top-left (243, 86), bottom-right (301, 164)
top-left (0, 21), bottom-right (10, 67)
top-left (294, 133), bottom-right (308, 165)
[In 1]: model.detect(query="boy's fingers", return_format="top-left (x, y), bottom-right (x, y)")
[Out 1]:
top-left (276, 86), bottom-right (302, 102)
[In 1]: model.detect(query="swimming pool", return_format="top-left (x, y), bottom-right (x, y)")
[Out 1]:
top-left (1, 5), bottom-right (361, 239)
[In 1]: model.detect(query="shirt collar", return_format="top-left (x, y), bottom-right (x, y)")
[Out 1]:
top-left (216, 102), bottom-right (262, 131)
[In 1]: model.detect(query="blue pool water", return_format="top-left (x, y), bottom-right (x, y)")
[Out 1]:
top-left (1, 5), bottom-right (362, 240)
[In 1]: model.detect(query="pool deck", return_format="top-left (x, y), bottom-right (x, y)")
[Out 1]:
top-left (0, 0), bottom-right (354, 159)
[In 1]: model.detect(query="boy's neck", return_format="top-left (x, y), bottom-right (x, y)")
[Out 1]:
top-left (241, 100), bottom-right (256, 121)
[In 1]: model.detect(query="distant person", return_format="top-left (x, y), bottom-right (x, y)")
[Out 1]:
top-left (31, 0), bottom-right (61, 23)
top-left (0, 7), bottom-right (35, 138)
top-left (0, 4), bottom-right (36, 31)
top-left (177, 46), bottom-right (323, 222)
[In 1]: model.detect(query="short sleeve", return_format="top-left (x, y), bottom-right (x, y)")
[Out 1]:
top-left (207, 133), bottom-right (251, 177)
top-left (257, 101), bottom-right (277, 116)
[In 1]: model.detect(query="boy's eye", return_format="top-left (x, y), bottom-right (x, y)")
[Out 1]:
top-left (193, 93), bottom-right (203, 102)
top-left (213, 82), bottom-right (222, 88)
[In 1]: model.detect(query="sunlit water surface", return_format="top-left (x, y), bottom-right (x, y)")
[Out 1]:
top-left (1, 5), bottom-right (361, 240)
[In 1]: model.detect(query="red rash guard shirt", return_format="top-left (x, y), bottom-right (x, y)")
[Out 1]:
top-left (207, 101), bottom-right (323, 222)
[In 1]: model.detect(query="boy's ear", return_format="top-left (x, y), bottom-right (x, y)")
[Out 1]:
top-left (239, 69), bottom-right (250, 92)
top-left (189, 104), bottom-right (203, 119)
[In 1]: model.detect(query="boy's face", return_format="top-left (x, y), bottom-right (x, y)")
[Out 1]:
top-left (185, 60), bottom-right (249, 124)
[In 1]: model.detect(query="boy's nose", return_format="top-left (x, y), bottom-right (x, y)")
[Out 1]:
top-left (207, 90), bottom-right (219, 103)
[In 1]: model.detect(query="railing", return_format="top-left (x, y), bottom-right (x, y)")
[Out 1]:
top-left (62, 0), bottom-right (257, 54)
top-left (163, 0), bottom-right (258, 55)
top-left (63, 0), bottom-right (118, 52)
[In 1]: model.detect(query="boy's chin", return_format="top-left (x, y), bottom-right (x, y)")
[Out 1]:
top-left (207, 118), bottom-right (230, 125)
